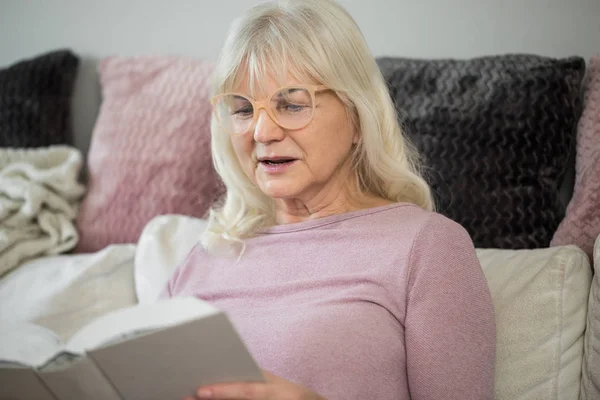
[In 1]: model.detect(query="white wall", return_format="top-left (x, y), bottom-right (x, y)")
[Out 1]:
top-left (0, 0), bottom-right (599, 154)
top-left (2, 0), bottom-right (599, 61)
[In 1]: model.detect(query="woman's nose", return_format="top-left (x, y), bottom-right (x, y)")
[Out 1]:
top-left (253, 108), bottom-right (285, 143)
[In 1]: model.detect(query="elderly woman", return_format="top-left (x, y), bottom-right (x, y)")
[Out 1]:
top-left (166, 0), bottom-right (496, 399)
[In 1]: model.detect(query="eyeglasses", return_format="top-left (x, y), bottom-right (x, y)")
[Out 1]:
top-left (210, 84), bottom-right (329, 134)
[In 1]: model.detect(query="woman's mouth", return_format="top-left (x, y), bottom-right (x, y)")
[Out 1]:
top-left (258, 158), bottom-right (297, 173)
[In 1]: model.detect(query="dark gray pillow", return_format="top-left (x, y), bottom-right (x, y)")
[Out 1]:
top-left (377, 55), bottom-right (585, 249)
top-left (0, 49), bottom-right (79, 147)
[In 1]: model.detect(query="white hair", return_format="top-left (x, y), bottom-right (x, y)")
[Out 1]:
top-left (202, 0), bottom-right (434, 254)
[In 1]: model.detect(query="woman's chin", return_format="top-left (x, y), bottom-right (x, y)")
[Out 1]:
top-left (258, 181), bottom-right (302, 200)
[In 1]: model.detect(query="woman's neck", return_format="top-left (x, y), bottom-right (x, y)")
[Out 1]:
top-left (273, 187), bottom-right (393, 225)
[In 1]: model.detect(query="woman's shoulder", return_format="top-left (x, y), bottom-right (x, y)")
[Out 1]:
top-left (394, 206), bottom-right (479, 272)
top-left (372, 202), bottom-right (470, 242)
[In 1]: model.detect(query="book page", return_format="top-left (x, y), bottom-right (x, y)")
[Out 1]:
top-left (66, 296), bottom-right (219, 353)
top-left (37, 351), bottom-right (82, 372)
top-left (0, 322), bottom-right (62, 367)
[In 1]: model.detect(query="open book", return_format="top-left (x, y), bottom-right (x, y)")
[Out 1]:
top-left (0, 297), bottom-right (264, 400)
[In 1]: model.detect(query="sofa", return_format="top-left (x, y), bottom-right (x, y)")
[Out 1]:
top-left (0, 48), bottom-right (599, 400)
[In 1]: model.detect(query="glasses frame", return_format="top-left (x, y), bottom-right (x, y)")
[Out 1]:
top-left (210, 84), bottom-right (329, 134)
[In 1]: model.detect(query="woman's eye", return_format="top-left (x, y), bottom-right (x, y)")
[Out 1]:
top-left (279, 102), bottom-right (306, 112)
top-left (233, 106), bottom-right (253, 116)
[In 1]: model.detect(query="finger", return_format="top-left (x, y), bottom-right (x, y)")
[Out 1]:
top-left (196, 383), bottom-right (269, 399)
top-left (260, 370), bottom-right (277, 381)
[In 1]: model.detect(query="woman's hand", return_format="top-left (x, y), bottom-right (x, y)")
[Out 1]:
top-left (184, 370), bottom-right (327, 400)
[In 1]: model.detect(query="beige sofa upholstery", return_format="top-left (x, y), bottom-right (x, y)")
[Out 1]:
top-left (479, 246), bottom-right (591, 399)
top-left (581, 235), bottom-right (600, 399)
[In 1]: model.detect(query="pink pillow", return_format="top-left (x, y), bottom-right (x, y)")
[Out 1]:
top-left (75, 56), bottom-right (223, 253)
top-left (552, 56), bottom-right (600, 259)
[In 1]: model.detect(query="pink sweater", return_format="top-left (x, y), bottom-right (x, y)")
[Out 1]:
top-left (163, 203), bottom-right (496, 400)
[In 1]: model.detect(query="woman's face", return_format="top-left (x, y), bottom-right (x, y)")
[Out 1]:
top-left (228, 75), bottom-right (359, 202)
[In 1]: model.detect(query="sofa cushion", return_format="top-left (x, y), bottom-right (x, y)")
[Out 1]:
top-left (552, 56), bottom-right (600, 259)
top-left (378, 55), bottom-right (585, 249)
top-left (0, 50), bottom-right (79, 147)
top-left (581, 235), bottom-right (600, 399)
top-left (478, 245), bottom-right (591, 400)
top-left (75, 56), bottom-right (224, 253)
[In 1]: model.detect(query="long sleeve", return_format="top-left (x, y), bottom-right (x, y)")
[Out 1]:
top-left (405, 214), bottom-right (496, 400)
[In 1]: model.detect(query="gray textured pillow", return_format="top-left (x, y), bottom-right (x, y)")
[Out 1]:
top-left (377, 55), bottom-right (585, 249)
top-left (0, 50), bottom-right (79, 147)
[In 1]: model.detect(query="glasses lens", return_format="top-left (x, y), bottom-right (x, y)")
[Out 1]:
top-left (270, 87), bottom-right (314, 130)
top-left (214, 94), bottom-right (255, 134)
top-left (213, 87), bottom-right (315, 134)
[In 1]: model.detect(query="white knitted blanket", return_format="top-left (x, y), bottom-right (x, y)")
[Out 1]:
top-left (0, 146), bottom-right (86, 276)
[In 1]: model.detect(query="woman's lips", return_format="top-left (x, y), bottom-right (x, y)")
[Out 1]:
top-left (258, 159), bottom-right (297, 173)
